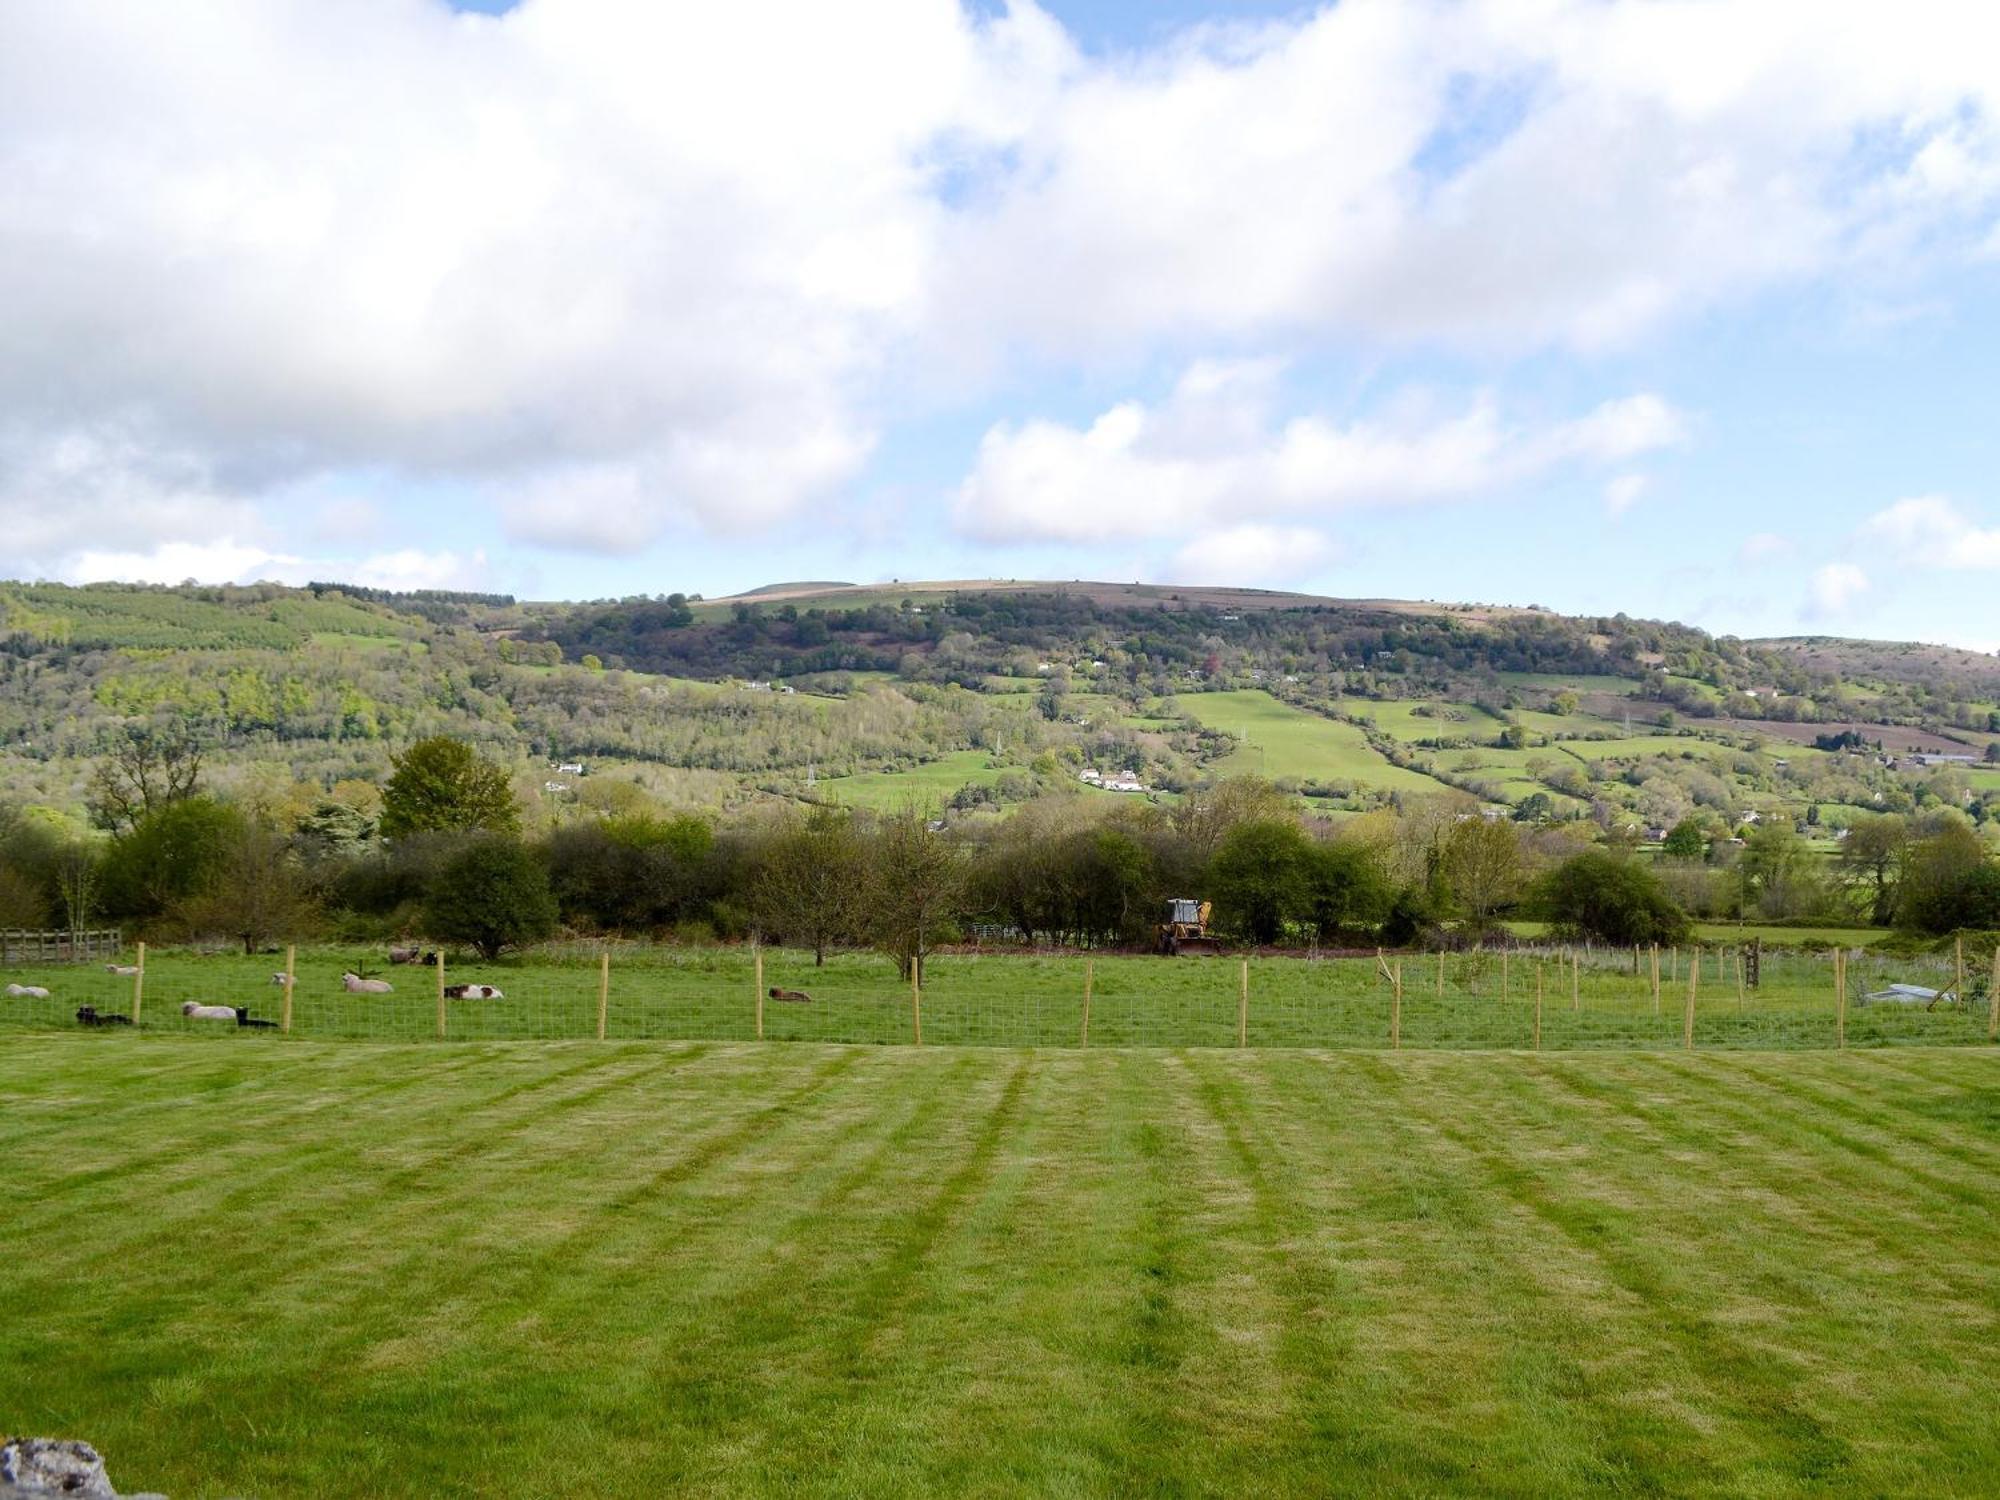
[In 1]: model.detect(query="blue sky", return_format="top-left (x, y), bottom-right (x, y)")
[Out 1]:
top-left (3, 1), bottom-right (1999, 648)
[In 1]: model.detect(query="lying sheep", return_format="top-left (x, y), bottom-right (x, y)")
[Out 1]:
top-left (270, 971), bottom-right (293, 985)
top-left (235, 1008), bottom-right (279, 1029)
top-left (182, 1001), bottom-right (239, 1021)
top-left (105, 963), bottom-right (140, 977)
top-left (6, 983), bottom-right (51, 998)
top-left (341, 971), bottom-right (393, 994)
top-left (442, 983), bottom-right (504, 1000)
top-left (768, 987), bottom-right (813, 1004)
top-left (75, 1006), bottom-right (131, 1027)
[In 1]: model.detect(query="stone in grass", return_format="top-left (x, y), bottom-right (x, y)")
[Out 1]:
top-left (0, 1438), bottom-right (166, 1500)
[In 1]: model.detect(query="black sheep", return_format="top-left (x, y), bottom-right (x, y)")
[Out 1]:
top-left (234, 1008), bottom-right (279, 1029)
top-left (76, 1005), bottom-right (132, 1027)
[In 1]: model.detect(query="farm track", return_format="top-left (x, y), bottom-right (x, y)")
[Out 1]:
top-left (1, 1039), bottom-right (1996, 1498)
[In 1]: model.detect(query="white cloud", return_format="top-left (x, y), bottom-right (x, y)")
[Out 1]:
top-left (1, 1), bottom-right (1998, 567)
top-left (1168, 525), bottom-right (1338, 587)
top-left (1805, 562), bottom-right (1870, 617)
top-left (1859, 495), bottom-right (2000, 568)
top-left (1603, 474), bottom-right (1648, 517)
top-left (60, 538), bottom-right (486, 592)
top-left (955, 361), bottom-right (1683, 542)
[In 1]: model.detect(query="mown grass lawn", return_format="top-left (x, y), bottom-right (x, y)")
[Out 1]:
top-left (3, 1039), bottom-right (1997, 1498)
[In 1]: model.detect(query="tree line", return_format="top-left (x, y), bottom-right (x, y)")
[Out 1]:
top-left (5, 736), bottom-right (1995, 971)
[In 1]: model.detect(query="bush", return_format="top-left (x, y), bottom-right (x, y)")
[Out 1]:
top-left (423, 836), bottom-right (558, 960)
top-left (1536, 851), bottom-right (1691, 947)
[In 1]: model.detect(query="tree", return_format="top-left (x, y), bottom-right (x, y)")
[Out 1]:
top-left (1299, 839), bottom-right (1391, 944)
top-left (379, 737), bottom-right (519, 839)
top-left (1835, 813), bottom-right (1907, 925)
top-left (178, 820), bottom-right (318, 953)
top-left (98, 796), bottom-right (242, 919)
top-left (1537, 852), bottom-right (1690, 946)
top-left (751, 805), bottom-right (864, 964)
top-left (424, 836), bottom-right (558, 959)
top-left (87, 723), bottom-right (204, 832)
top-left (1209, 818), bottom-right (1311, 944)
top-left (865, 808), bottom-right (965, 982)
top-left (1442, 817), bottom-right (1525, 928)
top-left (1896, 819), bottom-right (1994, 934)
top-left (1661, 818), bottom-right (1707, 860)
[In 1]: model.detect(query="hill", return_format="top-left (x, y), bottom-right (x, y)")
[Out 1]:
top-left (1, 576), bottom-right (1996, 834)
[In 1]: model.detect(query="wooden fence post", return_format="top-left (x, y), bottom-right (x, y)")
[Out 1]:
top-left (1391, 959), bottom-right (1402, 1050)
top-left (597, 950), bottom-right (610, 1042)
top-left (282, 943), bottom-right (295, 1034)
top-left (1650, 943), bottom-right (1660, 1014)
top-left (1734, 949), bottom-right (1745, 1009)
top-left (1955, 936), bottom-right (1966, 1008)
top-left (1988, 946), bottom-right (1998, 1043)
top-left (1435, 948), bottom-right (1445, 999)
top-left (1835, 949), bottom-right (1847, 1050)
top-left (1238, 959), bottom-right (1250, 1048)
top-left (131, 940), bottom-right (145, 1026)
top-left (912, 964), bottom-right (922, 1046)
top-left (1682, 952), bottom-right (1696, 1050)
top-left (1571, 949), bottom-right (1580, 1013)
top-left (753, 944), bottom-right (765, 1041)
top-left (1501, 946), bottom-right (1509, 1003)
top-left (1533, 963), bottom-right (1542, 1051)
top-left (434, 950), bottom-right (446, 1041)
top-left (1081, 958), bottom-right (1092, 1047)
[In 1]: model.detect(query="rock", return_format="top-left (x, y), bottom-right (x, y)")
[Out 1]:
top-left (0, 1439), bottom-right (165, 1500)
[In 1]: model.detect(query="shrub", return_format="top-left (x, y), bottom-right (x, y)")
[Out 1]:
top-left (423, 836), bottom-right (558, 960)
top-left (1536, 851), bottom-right (1691, 947)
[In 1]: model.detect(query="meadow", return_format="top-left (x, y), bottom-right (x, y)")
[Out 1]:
top-left (3, 1038), bottom-right (1997, 1497)
top-left (1179, 691), bottom-right (1445, 793)
top-left (6, 942), bottom-right (1991, 1051)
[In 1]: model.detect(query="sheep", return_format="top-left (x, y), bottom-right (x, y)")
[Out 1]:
top-left (75, 1006), bottom-right (131, 1027)
top-left (234, 1008), bottom-right (279, 1029)
top-left (182, 1001), bottom-right (239, 1021)
top-left (104, 963), bottom-right (140, 977)
top-left (341, 971), bottom-right (394, 994)
top-left (388, 946), bottom-right (440, 967)
top-left (6, 983), bottom-right (51, 999)
top-left (442, 983), bottom-right (504, 1000)
top-left (768, 987), bottom-right (813, 1004)
top-left (270, 972), bottom-right (292, 985)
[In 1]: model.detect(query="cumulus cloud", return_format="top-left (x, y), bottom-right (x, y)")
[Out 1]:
top-left (1168, 525), bottom-right (1338, 587)
top-left (1805, 562), bottom-right (1871, 617)
top-left (2, 0), bottom-right (1999, 574)
top-left (1859, 495), bottom-right (2000, 568)
top-left (61, 539), bottom-right (487, 592)
top-left (954, 361), bottom-right (1682, 542)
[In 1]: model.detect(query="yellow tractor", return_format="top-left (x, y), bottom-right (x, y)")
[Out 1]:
top-left (1156, 898), bottom-right (1220, 956)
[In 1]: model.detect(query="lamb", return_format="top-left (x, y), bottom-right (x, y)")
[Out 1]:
top-left (104, 963), bottom-right (140, 977)
top-left (75, 1006), bottom-right (131, 1027)
top-left (442, 983), bottom-right (504, 1000)
top-left (6, 983), bottom-right (51, 999)
top-left (235, 1008), bottom-right (279, 1029)
top-left (182, 1001), bottom-right (239, 1021)
top-left (767, 987), bottom-right (813, 1004)
top-left (341, 971), bottom-right (394, 994)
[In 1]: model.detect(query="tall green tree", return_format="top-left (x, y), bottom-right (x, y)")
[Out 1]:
top-left (1209, 817), bottom-right (1312, 945)
top-left (379, 737), bottom-right (519, 839)
top-left (751, 805), bottom-right (863, 964)
top-left (866, 808), bottom-right (965, 983)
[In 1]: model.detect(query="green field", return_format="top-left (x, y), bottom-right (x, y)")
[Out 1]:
top-left (4, 1039), bottom-right (1998, 1498)
top-left (6, 945), bottom-right (1990, 1051)
top-left (1182, 692), bottom-right (1446, 793)
top-left (816, 750), bottom-right (1006, 809)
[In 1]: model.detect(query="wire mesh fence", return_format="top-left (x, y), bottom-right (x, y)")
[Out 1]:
top-left (4, 939), bottom-right (1996, 1050)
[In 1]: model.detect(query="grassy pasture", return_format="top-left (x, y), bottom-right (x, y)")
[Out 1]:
top-left (1181, 691), bottom-right (1446, 793)
top-left (3, 1039), bottom-right (1998, 1498)
top-left (815, 750), bottom-right (1006, 809)
top-left (5, 944), bottom-right (1989, 1051)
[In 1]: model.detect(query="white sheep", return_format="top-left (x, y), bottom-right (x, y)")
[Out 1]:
top-left (6, 983), bottom-right (51, 999)
top-left (182, 1002), bottom-right (238, 1021)
top-left (270, 972), bottom-right (292, 985)
top-left (105, 963), bottom-right (140, 977)
top-left (341, 971), bottom-right (393, 994)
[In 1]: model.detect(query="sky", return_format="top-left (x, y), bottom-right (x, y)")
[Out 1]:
top-left (3, 2), bottom-right (2000, 649)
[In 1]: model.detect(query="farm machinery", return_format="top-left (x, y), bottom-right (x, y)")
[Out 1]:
top-left (1156, 898), bottom-right (1220, 956)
